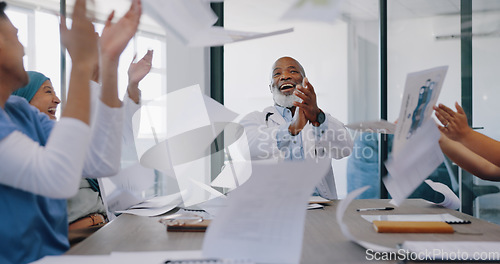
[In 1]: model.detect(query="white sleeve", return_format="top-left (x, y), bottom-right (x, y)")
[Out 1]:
top-left (239, 112), bottom-right (283, 160)
top-left (121, 92), bottom-right (141, 165)
top-left (315, 114), bottom-right (354, 159)
top-left (0, 118), bottom-right (90, 198)
top-left (83, 99), bottom-right (124, 178)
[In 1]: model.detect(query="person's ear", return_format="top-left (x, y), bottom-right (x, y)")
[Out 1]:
top-left (269, 84), bottom-right (272, 93)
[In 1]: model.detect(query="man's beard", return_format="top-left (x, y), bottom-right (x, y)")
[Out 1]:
top-left (271, 86), bottom-right (301, 108)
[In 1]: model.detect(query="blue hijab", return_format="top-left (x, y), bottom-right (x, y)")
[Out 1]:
top-left (12, 71), bottom-right (50, 102)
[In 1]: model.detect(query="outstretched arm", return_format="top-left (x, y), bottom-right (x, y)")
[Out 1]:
top-left (439, 132), bottom-right (500, 181)
top-left (99, 0), bottom-right (142, 108)
top-left (435, 102), bottom-right (500, 167)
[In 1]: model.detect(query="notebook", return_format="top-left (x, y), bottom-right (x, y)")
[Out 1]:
top-left (373, 220), bottom-right (454, 233)
top-left (362, 213), bottom-right (471, 224)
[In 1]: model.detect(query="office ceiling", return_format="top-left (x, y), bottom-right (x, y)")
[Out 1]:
top-left (6, 0), bottom-right (500, 32)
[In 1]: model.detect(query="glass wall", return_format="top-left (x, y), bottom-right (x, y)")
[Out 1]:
top-left (471, 1), bottom-right (500, 224)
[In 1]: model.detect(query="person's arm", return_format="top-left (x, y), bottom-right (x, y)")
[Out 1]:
top-left (0, 121), bottom-right (89, 198)
top-left (435, 102), bottom-right (500, 167)
top-left (83, 0), bottom-right (142, 177)
top-left (440, 132), bottom-right (500, 181)
top-left (0, 0), bottom-right (97, 198)
top-left (59, 0), bottom-right (97, 124)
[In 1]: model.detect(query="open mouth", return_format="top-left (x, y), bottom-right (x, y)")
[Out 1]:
top-left (280, 83), bottom-right (295, 91)
top-left (48, 108), bottom-right (57, 116)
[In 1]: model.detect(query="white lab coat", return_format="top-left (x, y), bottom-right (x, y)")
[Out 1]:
top-left (238, 106), bottom-right (353, 199)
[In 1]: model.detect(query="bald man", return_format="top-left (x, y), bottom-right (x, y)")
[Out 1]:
top-left (238, 56), bottom-right (353, 199)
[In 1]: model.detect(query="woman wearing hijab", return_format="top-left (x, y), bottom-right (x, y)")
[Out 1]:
top-left (12, 71), bottom-right (61, 120)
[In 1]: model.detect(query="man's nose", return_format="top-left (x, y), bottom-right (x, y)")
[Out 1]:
top-left (280, 72), bottom-right (291, 80)
top-left (54, 96), bottom-right (61, 104)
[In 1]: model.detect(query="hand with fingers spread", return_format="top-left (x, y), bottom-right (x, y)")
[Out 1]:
top-left (127, 50), bottom-right (153, 104)
top-left (433, 102), bottom-right (472, 142)
top-left (293, 77), bottom-right (323, 127)
top-left (100, 0), bottom-right (142, 61)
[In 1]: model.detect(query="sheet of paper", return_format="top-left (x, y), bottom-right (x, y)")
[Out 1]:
top-left (307, 203), bottom-right (324, 210)
top-left (129, 192), bottom-right (183, 209)
top-left (116, 193), bottom-right (182, 217)
top-left (202, 159), bottom-right (331, 264)
top-left (336, 186), bottom-right (396, 253)
top-left (142, 0), bottom-right (292, 47)
top-left (424, 179), bottom-right (460, 210)
top-left (309, 196), bottom-right (333, 204)
top-left (281, 0), bottom-right (345, 24)
top-left (392, 66), bottom-right (448, 154)
top-left (99, 163), bottom-right (157, 215)
top-left (384, 119), bottom-right (445, 206)
top-left (401, 241), bottom-right (500, 261)
top-left (111, 250), bottom-right (204, 263)
top-left (345, 120), bottom-right (396, 134)
top-left (361, 213), bottom-right (466, 223)
top-left (139, 85), bottom-right (240, 207)
top-left (211, 161), bottom-right (252, 189)
top-left (115, 203), bottom-right (179, 217)
top-left (30, 255), bottom-right (112, 264)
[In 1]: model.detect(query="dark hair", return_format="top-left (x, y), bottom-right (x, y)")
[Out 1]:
top-left (0, 2), bottom-right (6, 18)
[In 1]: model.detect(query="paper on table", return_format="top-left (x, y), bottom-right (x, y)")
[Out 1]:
top-left (115, 203), bottom-right (178, 217)
top-left (30, 255), bottom-right (112, 264)
top-left (424, 179), bottom-right (460, 210)
top-left (337, 186), bottom-right (396, 252)
top-left (309, 196), bottom-right (333, 204)
top-left (142, 0), bottom-right (293, 47)
top-left (384, 119), bottom-right (445, 206)
top-left (361, 213), bottom-right (466, 224)
top-left (345, 120), bottom-right (396, 134)
top-left (307, 203), bottom-right (324, 210)
top-left (392, 66), bottom-right (448, 155)
top-left (202, 159), bottom-right (331, 264)
top-left (401, 241), bottom-right (500, 261)
top-left (116, 193), bottom-right (182, 217)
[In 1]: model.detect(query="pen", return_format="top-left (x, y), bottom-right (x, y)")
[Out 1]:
top-left (356, 207), bottom-right (394, 212)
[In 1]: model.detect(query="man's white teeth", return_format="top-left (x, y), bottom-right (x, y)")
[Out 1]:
top-left (280, 84), bottom-right (294, 90)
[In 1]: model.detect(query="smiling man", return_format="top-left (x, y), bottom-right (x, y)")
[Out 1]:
top-left (238, 56), bottom-right (353, 199)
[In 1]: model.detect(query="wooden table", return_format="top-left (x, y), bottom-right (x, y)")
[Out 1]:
top-left (68, 199), bottom-right (500, 263)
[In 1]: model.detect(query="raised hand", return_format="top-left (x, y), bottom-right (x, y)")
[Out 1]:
top-left (434, 102), bottom-right (472, 142)
top-left (293, 77), bottom-right (322, 126)
top-left (100, 0), bottom-right (142, 61)
top-left (60, 0), bottom-right (98, 67)
top-left (128, 50), bottom-right (153, 85)
top-left (127, 50), bottom-right (153, 104)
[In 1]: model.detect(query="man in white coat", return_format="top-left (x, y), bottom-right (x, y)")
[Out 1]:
top-left (239, 56), bottom-right (353, 199)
